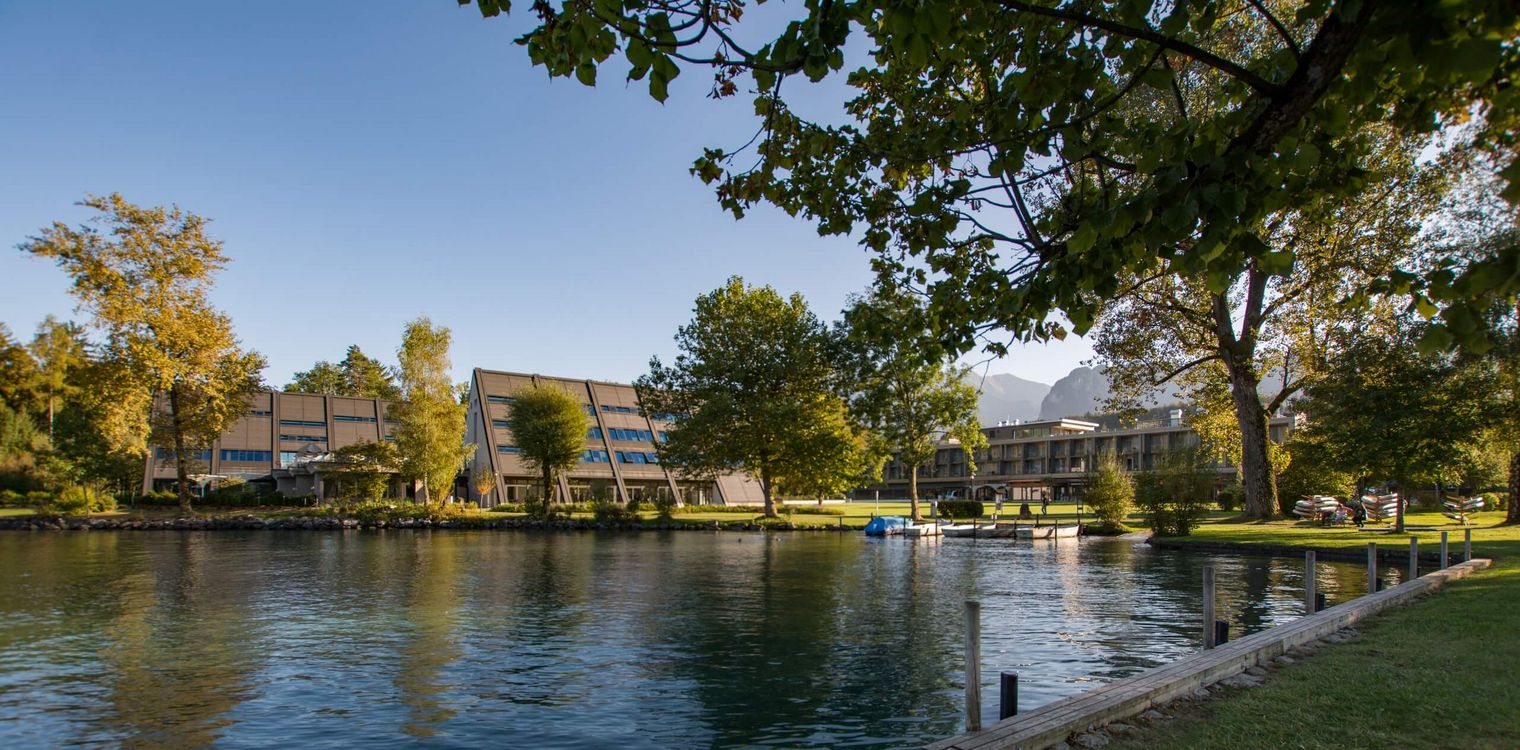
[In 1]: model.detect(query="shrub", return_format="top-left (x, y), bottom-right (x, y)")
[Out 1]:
top-left (0, 489), bottom-right (22, 506)
top-left (488, 503), bottom-right (526, 513)
top-left (1216, 484), bottom-right (1242, 513)
top-left (786, 504), bottom-right (844, 516)
top-left (1083, 519), bottom-right (1130, 536)
top-left (652, 493), bottom-right (677, 519)
top-left (671, 504), bottom-right (760, 514)
top-left (1136, 448), bottom-right (1216, 536)
top-left (1085, 453), bottom-right (1134, 526)
top-left (48, 486), bottom-right (113, 516)
top-left (591, 496), bottom-right (638, 523)
top-left (937, 500), bottom-right (984, 519)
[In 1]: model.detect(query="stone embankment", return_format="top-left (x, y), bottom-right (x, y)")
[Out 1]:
top-left (0, 515), bottom-right (842, 532)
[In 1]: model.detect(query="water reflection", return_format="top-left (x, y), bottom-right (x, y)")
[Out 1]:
top-left (0, 531), bottom-right (1376, 748)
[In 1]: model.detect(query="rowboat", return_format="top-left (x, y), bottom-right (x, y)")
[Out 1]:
top-left (942, 523), bottom-right (1019, 539)
top-left (903, 523), bottom-right (942, 538)
top-left (1294, 496), bottom-right (1340, 519)
top-left (1015, 523), bottom-right (1081, 539)
top-left (1362, 494), bottom-right (1400, 521)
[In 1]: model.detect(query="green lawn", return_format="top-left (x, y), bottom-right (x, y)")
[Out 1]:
top-left (1159, 510), bottom-right (1520, 561)
top-left (1108, 562), bottom-right (1520, 750)
top-left (0, 508), bottom-right (35, 518)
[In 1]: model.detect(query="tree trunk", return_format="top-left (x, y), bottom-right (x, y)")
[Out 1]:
top-left (1507, 450), bottom-right (1520, 525)
top-left (1227, 362), bottom-right (1277, 519)
top-left (542, 467), bottom-right (554, 518)
top-left (167, 385), bottom-right (195, 516)
top-left (760, 467), bottom-right (776, 518)
top-left (908, 466), bottom-right (920, 522)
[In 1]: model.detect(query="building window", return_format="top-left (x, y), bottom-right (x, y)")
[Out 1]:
top-left (155, 448), bottom-right (211, 461)
top-left (279, 451), bottom-right (298, 468)
top-left (279, 419), bottom-right (326, 429)
top-left (581, 450), bottom-right (611, 463)
top-left (334, 415), bottom-right (377, 423)
top-left (383, 418), bottom-right (400, 425)
top-left (587, 427), bottom-right (603, 440)
top-left (608, 428), bottom-right (654, 442)
top-left (617, 451), bottom-right (661, 464)
top-left (600, 405), bottom-right (638, 414)
top-left (658, 431), bottom-right (668, 442)
top-left (280, 434), bottom-right (328, 443)
top-left (497, 446), bottom-right (521, 454)
top-left (220, 449), bottom-right (273, 463)
top-left (487, 395), bottom-right (516, 405)
top-left (493, 419), bottom-right (512, 429)
top-left (248, 409), bottom-right (272, 417)
top-left (582, 404), bottom-right (597, 416)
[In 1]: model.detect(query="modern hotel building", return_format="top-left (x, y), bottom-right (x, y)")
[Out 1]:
top-left (463, 368), bottom-right (764, 508)
top-left (141, 390), bottom-right (400, 498)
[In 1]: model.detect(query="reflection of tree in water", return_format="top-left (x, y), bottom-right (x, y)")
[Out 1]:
top-left (94, 533), bottom-right (260, 747)
top-left (394, 532), bottom-right (463, 738)
top-left (639, 535), bottom-right (966, 747)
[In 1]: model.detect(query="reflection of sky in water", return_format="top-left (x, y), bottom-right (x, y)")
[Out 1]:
top-left (0, 532), bottom-right (1384, 748)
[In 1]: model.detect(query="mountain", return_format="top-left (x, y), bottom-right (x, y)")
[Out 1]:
top-left (1038, 365), bottom-right (1188, 420)
top-left (965, 372), bottom-right (1050, 425)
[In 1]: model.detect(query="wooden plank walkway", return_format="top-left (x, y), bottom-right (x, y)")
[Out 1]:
top-left (927, 558), bottom-right (1492, 750)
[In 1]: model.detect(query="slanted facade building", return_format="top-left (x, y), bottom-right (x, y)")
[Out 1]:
top-left (464, 368), bottom-right (764, 507)
top-left (142, 389), bottom-right (403, 498)
top-left (870, 411), bottom-right (1298, 503)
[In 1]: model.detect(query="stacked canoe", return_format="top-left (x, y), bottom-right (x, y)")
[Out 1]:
top-left (1361, 494), bottom-right (1401, 522)
top-left (1293, 496), bottom-right (1340, 519)
top-left (1443, 496), bottom-right (1484, 523)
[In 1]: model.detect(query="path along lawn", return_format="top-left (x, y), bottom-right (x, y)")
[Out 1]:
top-left (1107, 560), bottom-right (1520, 750)
top-left (1157, 510), bottom-right (1520, 561)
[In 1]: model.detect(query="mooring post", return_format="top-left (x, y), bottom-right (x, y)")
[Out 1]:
top-left (1409, 536), bottom-right (1419, 582)
top-left (964, 600), bottom-right (982, 732)
top-left (1202, 566), bottom-right (1217, 649)
top-left (999, 672), bottom-right (1018, 720)
top-left (1464, 528), bottom-right (1472, 562)
top-left (1441, 531), bottom-right (1449, 568)
top-left (1367, 542), bottom-right (1378, 594)
top-left (1304, 551), bottom-right (1317, 616)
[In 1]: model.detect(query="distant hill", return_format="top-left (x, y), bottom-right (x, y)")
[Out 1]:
top-left (1038, 366), bottom-right (1110, 420)
top-left (964, 372), bottom-right (1050, 425)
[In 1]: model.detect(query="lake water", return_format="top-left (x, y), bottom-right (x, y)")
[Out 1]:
top-left (0, 531), bottom-right (1388, 748)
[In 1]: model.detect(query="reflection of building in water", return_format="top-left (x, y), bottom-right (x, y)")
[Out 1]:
top-left (866, 413), bottom-right (1297, 502)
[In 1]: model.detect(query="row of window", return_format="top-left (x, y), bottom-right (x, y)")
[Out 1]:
top-left (334, 415), bottom-right (377, 423)
top-left (498, 446), bottom-right (520, 454)
top-left (601, 405), bottom-right (638, 414)
top-left (493, 419), bottom-right (512, 429)
top-left (280, 434), bottom-right (328, 443)
top-left (616, 451), bottom-right (661, 465)
top-left (248, 409), bottom-right (272, 417)
top-left (220, 449), bottom-right (273, 463)
top-left (487, 395), bottom-right (516, 405)
top-left (154, 448), bottom-right (212, 460)
top-left (583, 450), bottom-right (611, 463)
top-left (280, 419), bottom-right (326, 429)
top-left (607, 428), bottom-right (655, 442)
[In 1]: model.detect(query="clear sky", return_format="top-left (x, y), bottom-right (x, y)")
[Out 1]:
top-left (0, 0), bottom-right (1094, 388)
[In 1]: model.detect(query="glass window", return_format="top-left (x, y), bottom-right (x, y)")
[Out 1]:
top-left (248, 409), bottom-right (272, 417)
top-left (497, 446), bottom-right (521, 454)
top-left (493, 419), bottom-right (512, 429)
top-left (487, 395), bottom-right (516, 405)
top-left (333, 415), bottom-right (377, 423)
top-left (279, 451), bottom-right (298, 468)
top-left (219, 449), bottom-right (273, 462)
top-left (587, 427), bottom-right (603, 440)
top-left (280, 434), bottom-right (328, 443)
top-left (580, 450), bottom-right (611, 463)
top-left (279, 419), bottom-right (326, 428)
top-left (600, 405), bottom-right (638, 414)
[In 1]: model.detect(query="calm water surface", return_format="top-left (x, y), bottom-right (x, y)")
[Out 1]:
top-left (0, 531), bottom-right (1391, 748)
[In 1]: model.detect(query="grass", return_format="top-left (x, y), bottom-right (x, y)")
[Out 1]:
top-left (1158, 510), bottom-right (1520, 561)
top-left (0, 508), bottom-right (36, 518)
top-left (1108, 563), bottom-right (1520, 750)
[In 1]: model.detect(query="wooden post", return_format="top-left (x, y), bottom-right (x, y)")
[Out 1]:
top-left (1304, 551), bottom-right (1317, 616)
top-left (1367, 542), bottom-right (1378, 594)
top-left (1441, 531), bottom-right (1449, 569)
top-left (1464, 528), bottom-right (1472, 562)
top-left (999, 672), bottom-right (1018, 720)
top-left (1409, 536), bottom-right (1418, 582)
top-left (1202, 566), bottom-right (1217, 650)
top-left (964, 600), bottom-right (982, 732)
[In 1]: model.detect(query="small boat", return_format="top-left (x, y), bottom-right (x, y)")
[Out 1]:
top-left (1294, 495), bottom-right (1340, 519)
top-left (940, 523), bottom-right (981, 538)
top-left (1016, 523), bottom-right (1081, 539)
top-left (864, 516), bottom-right (910, 537)
top-left (1443, 497), bottom-right (1484, 512)
top-left (1362, 494), bottom-right (1400, 521)
top-left (904, 523), bottom-right (942, 538)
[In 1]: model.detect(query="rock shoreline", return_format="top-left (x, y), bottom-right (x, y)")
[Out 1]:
top-left (0, 514), bottom-right (853, 533)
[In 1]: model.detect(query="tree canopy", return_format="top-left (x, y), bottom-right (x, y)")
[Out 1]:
top-left (636, 276), bottom-right (874, 516)
top-left (392, 317), bottom-right (472, 504)
top-left (508, 383), bottom-right (592, 515)
top-left (459, 0), bottom-right (1518, 354)
top-left (286, 345), bottom-right (402, 400)
top-left (20, 194), bottom-right (265, 513)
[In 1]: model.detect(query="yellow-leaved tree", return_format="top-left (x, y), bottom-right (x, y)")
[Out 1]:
top-left (21, 194), bottom-right (266, 514)
top-left (391, 317), bottom-right (472, 505)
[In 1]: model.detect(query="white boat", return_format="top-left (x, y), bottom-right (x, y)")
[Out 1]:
top-left (1294, 495), bottom-right (1340, 518)
top-left (942, 523), bottom-right (1019, 539)
top-left (1015, 523), bottom-right (1081, 539)
top-left (1362, 494), bottom-right (1400, 521)
top-left (904, 523), bottom-right (942, 538)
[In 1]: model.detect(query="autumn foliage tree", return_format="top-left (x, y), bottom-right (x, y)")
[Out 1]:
top-left (391, 317), bottom-right (472, 505)
top-left (20, 194), bottom-right (265, 513)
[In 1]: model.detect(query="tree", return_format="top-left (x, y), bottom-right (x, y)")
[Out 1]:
top-left (1085, 451), bottom-right (1134, 529)
top-left (637, 277), bottom-right (871, 517)
top-left (28, 316), bottom-right (88, 442)
top-left (469, 462), bottom-right (497, 506)
top-left (1091, 135), bottom-right (1435, 518)
top-left (838, 289), bottom-right (984, 520)
top-left (0, 324), bottom-right (41, 417)
top-left (507, 383), bottom-right (590, 516)
top-left (20, 194), bottom-right (266, 514)
top-left (1297, 328), bottom-right (1493, 531)
top-left (391, 317), bottom-right (471, 505)
top-left (461, 0), bottom-right (1517, 352)
top-left (328, 440), bottom-right (400, 502)
top-left (287, 345), bottom-right (401, 400)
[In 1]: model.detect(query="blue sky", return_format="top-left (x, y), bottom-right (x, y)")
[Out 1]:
top-left (0, 0), bottom-right (1094, 387)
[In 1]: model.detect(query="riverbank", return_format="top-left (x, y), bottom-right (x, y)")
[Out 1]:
top-left (1151, 511), bottom-right (1520, 561)
top-left (0, 513), bottom-right (865, 532)
top-left (1101, 561), bottom-right (1520, 750)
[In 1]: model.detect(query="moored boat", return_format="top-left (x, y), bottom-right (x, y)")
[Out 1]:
top-left (904, 523), bottom-right (942, 538)
top-left (1015, 523), bottom-right (1081, 539)
top-left (864, 516), bottom-right (909, 537)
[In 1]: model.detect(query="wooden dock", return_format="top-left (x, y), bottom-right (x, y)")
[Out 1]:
top-left (928, 558), bottom-right (1492, 750)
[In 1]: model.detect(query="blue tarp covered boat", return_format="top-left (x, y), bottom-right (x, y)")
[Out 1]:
top-left (864, 516), bottom-right (910, 537)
